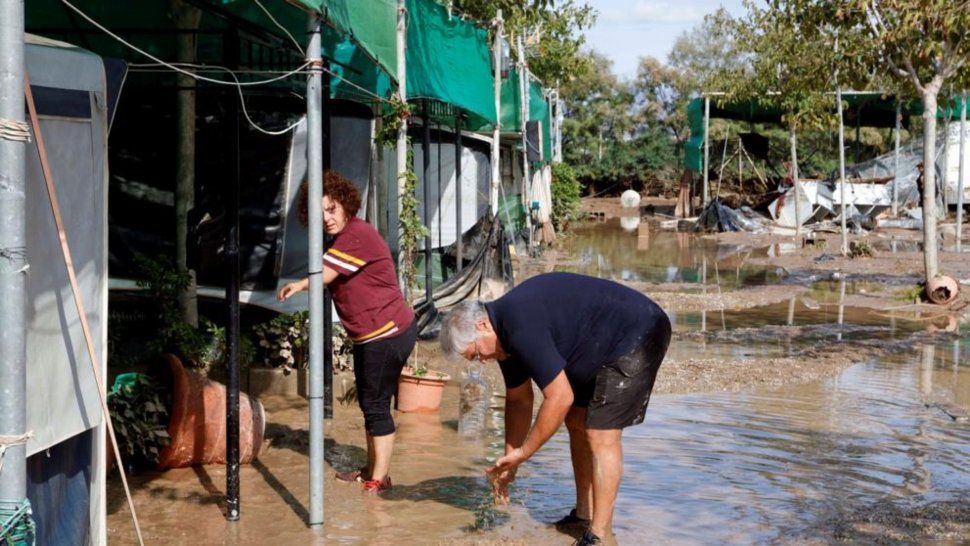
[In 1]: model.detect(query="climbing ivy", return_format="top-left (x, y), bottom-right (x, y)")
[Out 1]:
top-left (399, 147), bottom-right (428, 303)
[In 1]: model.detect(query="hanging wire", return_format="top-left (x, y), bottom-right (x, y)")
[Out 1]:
top-left (131, 62), bottom-right (304, 136)
top-left (253, 0), bottom-right (305, 55)
top-left (59, 0), bottom-right (311, 86)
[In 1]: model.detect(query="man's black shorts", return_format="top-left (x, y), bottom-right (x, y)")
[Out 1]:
top-left (573, 314), bottom-right (671, 430)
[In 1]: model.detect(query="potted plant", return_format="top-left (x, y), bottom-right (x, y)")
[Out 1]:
top-left (398, 361), bottom-right (451, 413)
top-left (250, 311), bottom-right (355, 397)
top-left (107, 373), bottom-right (171, 472)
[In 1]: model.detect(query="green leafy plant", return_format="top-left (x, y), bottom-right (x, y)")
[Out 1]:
top-left (375, 97), bottom-right (412, 149)
top-left (107, 374), bottom-right (170, 467)
top-left (399, 147), bottom-right (430, 303)
top-left (253, 311), bottom-right (354, 371)
top-left (135, 255), bottom-right (209, 369)
top-left (550, 162), bottom-right (582, 232)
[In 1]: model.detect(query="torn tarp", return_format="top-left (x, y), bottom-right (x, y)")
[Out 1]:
top-left (694, 199), bottom-right (765, 233)
top-left (413, 214), bottom-right (515, 339)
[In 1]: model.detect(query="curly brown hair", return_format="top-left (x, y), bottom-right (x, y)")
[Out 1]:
top-left (297, 170), bottom-right (361, 226)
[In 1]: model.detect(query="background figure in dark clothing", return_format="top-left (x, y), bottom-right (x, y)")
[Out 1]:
top-left (440, 273), bottom-right (671, 546)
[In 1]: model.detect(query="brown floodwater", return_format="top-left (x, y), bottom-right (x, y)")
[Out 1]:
top-left (555, 219), bottom-right (783, 288)
top-left (107, 222), bottom-right (970, 545)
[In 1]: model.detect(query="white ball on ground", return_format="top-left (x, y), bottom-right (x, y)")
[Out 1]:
top-left (620, 190), bottom-right (641, 208)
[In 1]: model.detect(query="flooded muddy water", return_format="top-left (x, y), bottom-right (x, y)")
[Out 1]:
top-left (556, 219), bottom-right (783, 288)
top-left (107, 221), bottom-right (970, 545)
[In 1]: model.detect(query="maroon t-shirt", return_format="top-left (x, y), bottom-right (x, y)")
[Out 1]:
top-left (324, 217), bottom-right (414, 343)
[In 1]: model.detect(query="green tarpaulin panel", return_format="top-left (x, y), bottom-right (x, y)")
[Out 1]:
top-left (308, 0), bottom-right (397, 82)
top-left (529, 79), bottom-right (552, 163)
top-left (683, 94), bottom-right (967, 170)
top-left (500, 67), bottom-right (522, 131)
top-left (406, 0), bottom-right (496, 130)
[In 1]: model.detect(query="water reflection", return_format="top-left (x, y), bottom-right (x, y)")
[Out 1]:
top-left (558, 220), bottom-right (781, 287)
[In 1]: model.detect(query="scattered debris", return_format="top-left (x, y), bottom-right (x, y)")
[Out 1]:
top-left (926, 403), bottom-right (970, 423)
top-left (848, 241), bottom-right (875, 259)
top-left (694, 199), bottom-right (765, 233)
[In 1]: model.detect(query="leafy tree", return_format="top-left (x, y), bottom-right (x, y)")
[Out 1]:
top-left (782, 0), bottom-right (970, 284)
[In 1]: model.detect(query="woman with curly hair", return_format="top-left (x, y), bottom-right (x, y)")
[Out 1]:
top-left (278, 170), bottom-right (415, 494)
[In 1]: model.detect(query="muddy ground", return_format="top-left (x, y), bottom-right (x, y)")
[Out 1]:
top-left (106, 196), bottom-right (970, 545)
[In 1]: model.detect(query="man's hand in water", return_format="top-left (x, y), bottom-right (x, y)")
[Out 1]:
top-left (486, 448), bottom-right (526, 504)
top-left (485, 465), bottom-right (517, 505)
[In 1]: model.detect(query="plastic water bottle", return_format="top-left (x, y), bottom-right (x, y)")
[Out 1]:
top-left (459, 368), bottom-right (488, 437)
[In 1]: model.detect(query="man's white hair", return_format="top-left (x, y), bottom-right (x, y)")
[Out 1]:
top-left (439, 300), bottom-right (488, 357)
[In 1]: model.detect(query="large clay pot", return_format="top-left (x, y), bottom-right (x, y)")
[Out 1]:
top-left (396, 367), bottom-right (451, 413)
top-left (156, 354), bottom-right (266, 470)
top-left (926, 275), bottom-right (959, 305)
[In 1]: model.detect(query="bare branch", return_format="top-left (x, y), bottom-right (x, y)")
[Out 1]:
top-left (903, 55), bottom-right (926, 94)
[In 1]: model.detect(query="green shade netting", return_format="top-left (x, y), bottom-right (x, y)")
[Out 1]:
top-left (529, 79), bottom-right (552, 163)
top-left (405, 0), bottom-right (496, 130)
top-left (25, 0), bottom-right (395, 102)
top-left (500, 67), bottom-right (522, 130)
top-left (499, 68), bottom-right (551, 162)
top-left (683, 94), bottom-right (970, 170)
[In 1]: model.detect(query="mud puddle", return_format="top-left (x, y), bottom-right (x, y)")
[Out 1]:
top-left (555, 220), bottom-right (782, 288)
top-left (523, 340), bottom-right (970, 544)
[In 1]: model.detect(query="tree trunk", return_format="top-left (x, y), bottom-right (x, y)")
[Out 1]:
top-left (173, 0), bottom-right (201, 327)
top-left (921, 90), bottom-right (940, 282)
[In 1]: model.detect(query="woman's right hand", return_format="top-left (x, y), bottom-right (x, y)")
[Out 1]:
top-left (277, 281), bottom-right (304, 302)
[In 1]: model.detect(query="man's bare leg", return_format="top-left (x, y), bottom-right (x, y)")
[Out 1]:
top-left (586, 428), bottom-right (623, 539)
top-left (565, 407), bottom-right (593, 520)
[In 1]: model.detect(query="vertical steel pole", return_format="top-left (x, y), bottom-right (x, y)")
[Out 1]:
top-left (958, 91), bottom-right (966, 253)
top-left (790, 127), bottom-right (801, 237)
top-left (455, 114), bottom-right (463, 268)
top-left (0, 0), bottom-right (28, 508)
top-left (306, 15), bottom-right (325, 528)
top-left (703, 96), bottom-right (710, 207)
top-left (490, 11), bottom-right (503, 213)
top-left (436, 121), bottom-right (443, 280)
top-left (224, 24), bottom-right (241, 522)
top-left (422, 100), bottom-right (433, 300)
top-left (323, 68), bottom-right (333, 420)
top-left (893, 101), bottom-right (901, 217)
top-left (518, 35), bottom-right (531, 248)
top-left (943, 115), bottom-right (951, 210)
top-left (395, 0), bottom-right (408, 274)
top-left (837, 85), bottom-right (848, 256)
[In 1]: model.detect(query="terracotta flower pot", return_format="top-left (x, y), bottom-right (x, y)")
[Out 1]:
top-left (396, 367), bottom-right (451, 413)
top-left (926, 275), bottom-right (959, 305)
top-left (156, 354), bottom-right (266, 470)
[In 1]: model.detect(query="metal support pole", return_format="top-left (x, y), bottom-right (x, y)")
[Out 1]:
top-left (306, 15), bottom-right (325, 528)
top-left (957, 90), bottom-right (967, 252)
top-left (893, 101), bottom-right (901, 217)
top-left (703, 96), bottom-right (710, 206)
top-left (490, 11), bottom-right (503, 213)
top-left (790, 126), bottom-right (801, 237)
top-left (943, 116), bottom-right (951, 210)
top-left (518, 35), bottom-right (531, 248)
top-left (455, 114), bottom-right (463, 268)
top-left (836, 84), bottom-right (848, 256)
top-left (422, 100), bottom-right (433, 300)
top-left (436, 122), bottom-right (443, 280)
top-left (323, 69), bottom-right (333, 420)
top-left (0, 0), bottom-right (28, 509)
top-left (224, 23), bottom-right (241, 522)
top-left (395, 0), bottom-right (408, 266)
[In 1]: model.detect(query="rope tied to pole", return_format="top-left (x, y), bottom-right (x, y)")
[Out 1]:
top-left (0, 119), bottom-right (31, 143)
top-left (0, 432), bottom-right (33, 474)
top-left (0, 246), bottom-right (29, 276)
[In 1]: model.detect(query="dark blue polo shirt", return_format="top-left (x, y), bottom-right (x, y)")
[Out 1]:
top-left (484, 272), bottom-right (668, 391)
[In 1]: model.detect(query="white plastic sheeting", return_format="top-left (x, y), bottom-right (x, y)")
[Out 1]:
top-left (414, 141), bottom-right (491, 249)
top-left (24, 39), bottom-right (107, 457)
top-left (23, 36), bottom-right (110, 545)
